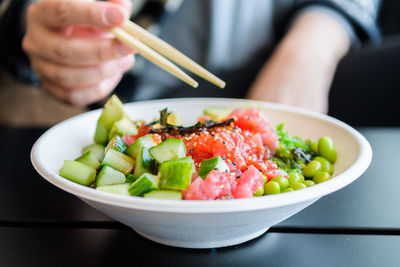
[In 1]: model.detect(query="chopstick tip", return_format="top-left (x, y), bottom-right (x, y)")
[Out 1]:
top-left (219, 82), bottom-right (226, 89)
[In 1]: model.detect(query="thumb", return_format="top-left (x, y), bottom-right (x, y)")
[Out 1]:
top-left (109, 0), bottom-right (132, 16)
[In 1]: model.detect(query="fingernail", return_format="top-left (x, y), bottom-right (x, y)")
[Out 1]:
top-left (115, 42), bottom-right (133, 56)
top-left (105, 7), bottom-right (123, 26)
top-left (116, 55), bottom-right (134, 69)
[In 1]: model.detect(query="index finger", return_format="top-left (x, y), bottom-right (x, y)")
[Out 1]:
top-left (33, 0), bottom-right (127, 29)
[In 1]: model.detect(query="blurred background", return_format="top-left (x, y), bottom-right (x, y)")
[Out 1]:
top-left (0, 0), bottom-right (399, 127)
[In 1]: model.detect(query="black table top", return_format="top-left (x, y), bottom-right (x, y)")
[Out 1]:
top-left (1, 126), bottom-right (399, 266)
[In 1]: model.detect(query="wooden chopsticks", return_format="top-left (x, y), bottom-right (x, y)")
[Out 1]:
top-left (111, 21), bottom-right (226, 89)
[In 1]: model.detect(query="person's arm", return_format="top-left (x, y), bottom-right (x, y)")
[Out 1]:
top-left (247, 0), bottom-right (380, 113)
top-left (247, 10), bottom-right (350, 113)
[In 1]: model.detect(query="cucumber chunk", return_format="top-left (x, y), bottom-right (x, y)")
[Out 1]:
top-left (198, 156), bottom-right (229, 179)
top-left (144, 190), bottom-right (182, 200)
top-left (128, 173), bottom-right (159, 196)
top-left (96, 183), bottom-right (130, 196)
top-left (149, 139), bottom-right (186, 164)
top-left (96, 165), bottom-right (126, 187)
top-left (108, 117), bottom-right (138, 140)
top-left (134, 147), bottom-right (156, 176)
top-left (75, 151), bottom-right (101, 169)
top-left (126, 174), bottom-right (141, 184)
top-left (94, 119), bottom-right (109, 145)
top-left (158, 156), bottom-right (193, 190)
top-left (82, 143), bottom-right (105, 162)
top-left (105, 136), bottom-right (126, 154)
top-left (98, 95), bottom-right (127, 129)
top-left (125, 134), bottom-right (158, 159)
top-left (102, 149), bottom-right (134, 175)
top-left (203, 107), bottom-right (233, 121)
top-left (59, 160), bottom-right (96, 186)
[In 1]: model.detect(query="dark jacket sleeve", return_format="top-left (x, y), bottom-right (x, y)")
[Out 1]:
top-left (292, 0), bottom-right (381, 43)
top-left (0, 0), bottom-right (39, 84)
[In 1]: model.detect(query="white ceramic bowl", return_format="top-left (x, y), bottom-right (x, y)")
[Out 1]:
top-left (31, 98), bottom-right (372, 249)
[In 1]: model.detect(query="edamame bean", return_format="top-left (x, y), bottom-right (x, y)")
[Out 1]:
top-left (253, 186), bottom-right (264, 196)
top-left (288, 172), bottom-right (304, 184)
top-left (282, 188), bottom-right (294, 193)
top-left (264, 181), bottom-right (281, 195)
top-left (303, 160), bottom-right (322, 178)
top-left (303, 180), bottom-right (315, 187)
top-left (272, 176), bottom-right (289, 189)
top-left (313, 156), bottom-right (334, 175)
top-left (313, 171), bottom-right (331, 184)
top-left (290, 182), bottom-right (307, 190)
top-left (310, 141), bottom-right (319, 154)
top-left (318, 137), bottom-right (337, 163)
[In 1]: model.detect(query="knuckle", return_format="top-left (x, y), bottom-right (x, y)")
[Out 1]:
top-left (54, 1), bottom-right (72, 26)
top-left (53, 40), bottom-right (70, 62)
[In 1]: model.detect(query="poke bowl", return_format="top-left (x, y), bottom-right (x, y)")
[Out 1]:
top-left (31, 98), bottom-right (372, 248)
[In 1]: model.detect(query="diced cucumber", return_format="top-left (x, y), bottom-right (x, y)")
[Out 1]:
top-left (158, 156), bottom-right (193, 190)
top-left (108, 117), bottom-right (138, 140)
top-left (105, 136), bottom-right (126, 154)
top-left (203, 107), bottom-right (233, 121)
top-left (126, 174), bottom-right (141, 184)
top-left (134, 147), bottom-right (155, 176)
top-left (98, 95), bottom-right (127, 129)
top-left (96, 165), bottom-right (126, 187)
top-left (144, 190), bottom-right (182, 200)
top-left (125, 135), bottom-right (158, 159)
top-left (82, 143), bottom-right (105, 162)
top-left (75, 151), bottom-right (101, 169)
top-left (96, 183), bottom-right (130, 196)
top-left (198, 156), bottom-right (229, 179)
top-left (102, 149), bottom-right (134, 175)
top-left (149, 139), bottom-right (186, 164)
top-left (59, 160), bottom-right (96, 186)
top-left (94, 119), bottom-right (109, 145)
top-left (128, 173), bottom-right (159, 196)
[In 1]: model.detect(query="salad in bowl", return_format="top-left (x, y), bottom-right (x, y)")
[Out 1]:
top-left (31, 96), bottom-right (371, 248)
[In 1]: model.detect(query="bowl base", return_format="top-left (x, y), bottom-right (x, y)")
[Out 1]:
top-left (134, 227), bottom-right (269, 249)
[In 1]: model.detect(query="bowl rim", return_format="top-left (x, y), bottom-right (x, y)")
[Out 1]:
top-left (31, 98), bottom-right (372, 214)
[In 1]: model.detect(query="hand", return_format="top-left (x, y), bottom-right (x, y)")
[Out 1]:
top-left (247, 11), bottom-right (351, 114)
top-left (22, 0), bottom-right (135, 106)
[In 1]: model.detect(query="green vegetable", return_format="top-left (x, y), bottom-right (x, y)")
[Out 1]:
top-left (313, 156), bottom-right (333, 175)
top-left (126, 174), bottom-right (141, 184)
top-left (313, 171), bottom-right (331, 184)
top-left (82, 143), bottom-right (105, 162)
top-left (303, 160), bottom-right (322, 178)
top-left (105, 136), bottom-right (126, 154)
top-left (158, 156), bottom-right (193, 190)
top-left (96, 183), bottom-right (131, 196)
top-left (128, 173), bottom-right (159, 196)
top-left (198, 156), bottom-right (229, 179)
top-left (282, 188), bottom-right (294, 193)
top-left (59, 160), bottom-right (96, 186)
top-left (288, 172), bottom-right (304, 184)
top-left (102, 149), bottom-right (135, 175)
top-left (125, 135), bottom-right (158, 159)
top-left (318, 137), bottom-right (337, 164)
top-left (264, 181), bottom-right (281, 195)
top-left (253, 186), bottom-right (264, 196)
top-left (134, 147), bottom-right (156, 176)
top-left (290, 182), bottom-right (307, 190)
top-left (75, 151), bottom-right (101, 169)
top-left (96, 165), bottom-right (126, 187)
top-left (108, 117), bottom-right (138, 140)
top-left (271, 176), bottom-right (289, 190)
top-left (303, 180), bottom-right (315, 187)
top-left (143, 190), bottom-right (182, 200)
top-left (149, 138), bottom-right (187, 164)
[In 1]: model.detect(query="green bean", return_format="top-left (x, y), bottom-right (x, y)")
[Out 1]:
top-left (253, 186), bottom-right (264, 196)
top-left (290, 182), bottom-right (307, 190)
top-left (288, 172), bottom-right (304, 184)
top-left (303, 180), bottom-right (315, 187)
top-left (313, 156), bottom-right (333, 175)
top-left (272, 176), bottom-right (289, 190)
